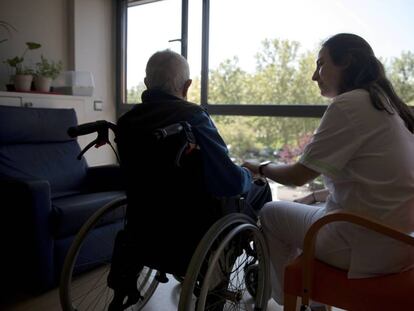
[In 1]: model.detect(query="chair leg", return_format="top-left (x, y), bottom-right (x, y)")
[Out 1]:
top-left (283, 294), bottom-right (297, 311)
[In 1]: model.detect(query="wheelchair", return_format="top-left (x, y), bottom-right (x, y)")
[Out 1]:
top-left (59, 119), bottom-right (271, 311)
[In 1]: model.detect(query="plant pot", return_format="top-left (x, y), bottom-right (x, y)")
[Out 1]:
top-left (6, 83), bottom-right (15, 91)
top-left (14, 74), bottom-right (33, 92)
top-left (34, 76), bottom-right (52, 93)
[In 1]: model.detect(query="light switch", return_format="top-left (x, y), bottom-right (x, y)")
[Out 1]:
top-left (94, 100), bottom-right (103, 111)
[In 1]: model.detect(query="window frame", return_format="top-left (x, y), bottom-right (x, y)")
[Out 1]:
top-left (116, 0), bottom-right (327, 118)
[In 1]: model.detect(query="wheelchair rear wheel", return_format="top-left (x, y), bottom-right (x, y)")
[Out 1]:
top-left (178, 213), bottom-right (271, 311)
top-left (60, 197), bottom-right (159, 311)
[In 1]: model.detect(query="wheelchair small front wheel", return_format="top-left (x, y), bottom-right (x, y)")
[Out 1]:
top-left (245, 263), bottom-right (259, 298)
top-left (173, 274), bottom-right (185, 283)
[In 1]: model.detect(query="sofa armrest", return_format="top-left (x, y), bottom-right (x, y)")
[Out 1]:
top-left (0, 178), bottom-right (54, 292)
top-left (85, 164), bottom-right (124, 192)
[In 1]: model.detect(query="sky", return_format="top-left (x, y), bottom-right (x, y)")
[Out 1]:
top-left (127, 0), bottom-right (414, 89)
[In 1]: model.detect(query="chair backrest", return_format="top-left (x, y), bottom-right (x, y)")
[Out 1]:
top-left (0, 105), bottom-right (87, 197)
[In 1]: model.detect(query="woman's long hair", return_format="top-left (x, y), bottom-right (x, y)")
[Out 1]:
top-left (323, 33), bottom-right (414, 133)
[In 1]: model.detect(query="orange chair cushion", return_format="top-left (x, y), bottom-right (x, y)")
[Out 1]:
top-left (284, 255), bottom-right (414, 310)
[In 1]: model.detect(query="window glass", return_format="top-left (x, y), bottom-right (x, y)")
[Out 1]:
top-left (207, 0), bottom-right (414, 105)
top-left (211, 115), bottom-right (322, 200)
top-left (127, 0), bottom-right (182, 104)
top-left (186, 0), bottom-right (202, 104)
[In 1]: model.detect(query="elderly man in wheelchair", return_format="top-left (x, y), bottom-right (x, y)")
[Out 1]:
top-left (60, 49), bottom-right (272, 311)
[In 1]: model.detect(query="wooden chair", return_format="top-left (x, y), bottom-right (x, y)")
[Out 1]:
top-left (283, 208), bottom-right (414, 311)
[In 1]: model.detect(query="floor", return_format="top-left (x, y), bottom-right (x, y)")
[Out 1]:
top-left (0, 184), bottom-right (337, 311)
top-left (0, 276), bottom-right (285, 311)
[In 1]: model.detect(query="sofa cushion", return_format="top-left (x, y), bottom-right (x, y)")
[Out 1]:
top-left (51, 191), bottom-right (125, 238)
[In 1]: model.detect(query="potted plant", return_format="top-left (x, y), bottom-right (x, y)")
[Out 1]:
top-left (13, 66), bottom-right (35, 92)
top-left (34, 55), bottom-right (63, 92)
top-left (3, 41), bottom-right (41, 91)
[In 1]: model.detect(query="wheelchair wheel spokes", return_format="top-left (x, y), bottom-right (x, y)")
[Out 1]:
top-left (60, 197), bottom-right (159, 311)
top-left (178, 213), bottom-right (271, 311)
top-left (69, 264), bottom-right (113, 310)
top-left (199, 226), bottom-right (256, 310)
top-left (202, 254), bottom-right (252, 311)
top-left (68, 265), bottom-right (157, 311)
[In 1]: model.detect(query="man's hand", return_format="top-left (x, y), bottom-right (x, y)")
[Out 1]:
top-left (241, 159), bottom-right (261, 175)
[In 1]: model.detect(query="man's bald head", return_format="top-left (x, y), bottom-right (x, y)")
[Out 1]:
top-left (144, 49), bottom-right (191, 99)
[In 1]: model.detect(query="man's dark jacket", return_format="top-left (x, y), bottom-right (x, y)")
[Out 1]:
top-left (116, 90), bottom-right (252, 275)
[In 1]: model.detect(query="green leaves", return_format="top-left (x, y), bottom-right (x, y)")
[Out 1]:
top-left (3, 41), bottom-right (42, 75)
top-left (5, 56), bottom-right (23, 67)
top-left (35, 55), bottom-right (62, 79)
top-left (16, 66), bottom-right (34, 75)
top-left (21, 41), bottom-right (41, 59)
top-left (388, 51), bottom-right (414, 104)
top-left (26, 42), bottom-right (42, 50)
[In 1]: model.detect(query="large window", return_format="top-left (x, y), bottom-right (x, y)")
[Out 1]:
top-left (118, 0), bottom-right (414, 199)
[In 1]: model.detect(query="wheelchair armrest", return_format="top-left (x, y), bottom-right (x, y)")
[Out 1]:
top-left (0, 178), bottom-right (54, 290)
top-left (84, 164), bottom-right (124, 192)
top-left (300, 206), bottom-right (414, 305)
top-left (217, 194), bottom-right (247, 215)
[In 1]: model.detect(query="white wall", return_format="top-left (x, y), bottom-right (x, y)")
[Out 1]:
top-left (0, 0), bottom-right (69, 88)
top-left (0, 0), bottom-right (116, 165)
top-left (72, 0), bottom-right (117, 165)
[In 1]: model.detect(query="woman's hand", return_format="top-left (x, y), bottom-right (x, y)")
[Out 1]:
top-left (294, 188), bottom-right (329, 205)
top-left (293, 192), bottom-right (317, 204)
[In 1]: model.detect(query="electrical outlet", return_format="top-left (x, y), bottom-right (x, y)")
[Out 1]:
top-left (94, 100), bottom-right (103, 111)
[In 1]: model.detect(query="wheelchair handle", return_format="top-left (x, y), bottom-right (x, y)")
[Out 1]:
top-left (153, 123), bottom-right (183, 140)
top-left (68, 120), bottom-right (116, 138)
top-left (67, 120), bottom-right (119, 161)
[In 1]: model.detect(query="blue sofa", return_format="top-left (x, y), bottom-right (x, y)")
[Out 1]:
top-left (0, 105), bottom-right (124, 293)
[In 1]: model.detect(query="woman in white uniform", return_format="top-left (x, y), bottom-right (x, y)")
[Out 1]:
top-left (243, 33), bottom-right (414, 305)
